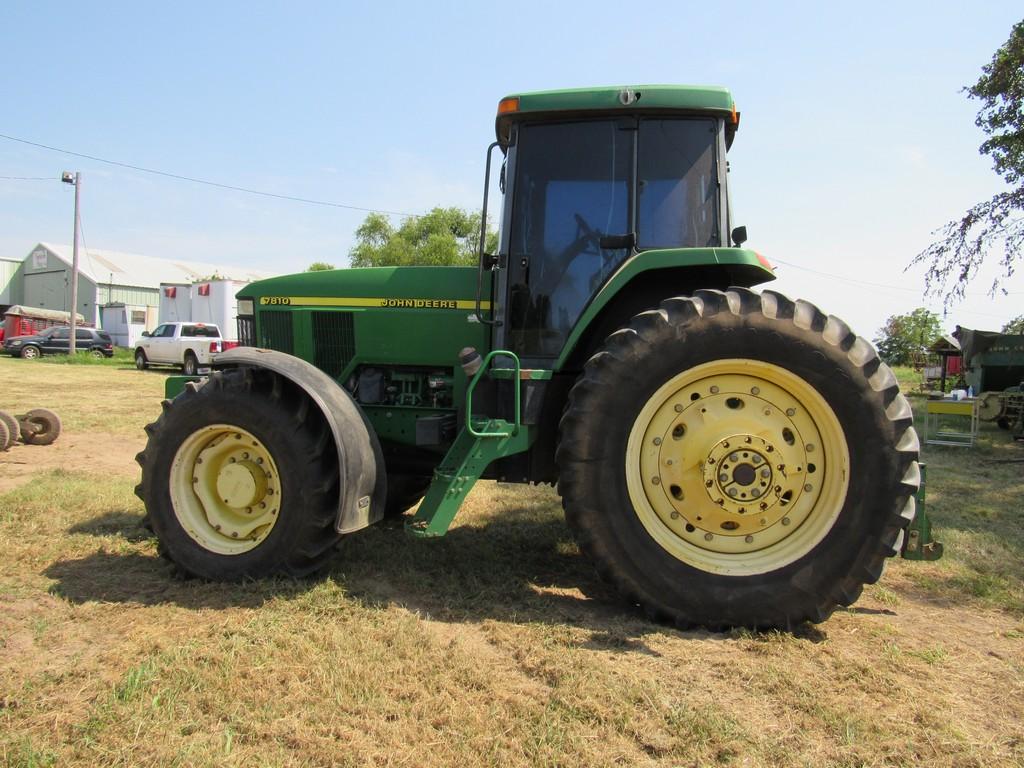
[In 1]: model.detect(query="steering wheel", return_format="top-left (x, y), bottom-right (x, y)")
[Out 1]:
top-left (535, 213), bottom-right (602, 297)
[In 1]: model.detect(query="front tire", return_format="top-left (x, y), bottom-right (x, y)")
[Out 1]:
top-left (135, 368), bottom-right (342, 579)
top-left (135, 350), bottom-right (148, 370)
top-left (557, 288), bottom-right (919, 629)
top-left (20, 346), bottom-right (40, 360)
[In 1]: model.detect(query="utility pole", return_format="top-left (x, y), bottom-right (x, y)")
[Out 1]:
top-left (61, 171), bottom-right (81, 353)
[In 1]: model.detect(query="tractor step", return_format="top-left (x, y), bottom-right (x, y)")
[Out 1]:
top-left (405, 418), bottom-right (533, 538)
top-left (901, 463), bottom-right (943, 561)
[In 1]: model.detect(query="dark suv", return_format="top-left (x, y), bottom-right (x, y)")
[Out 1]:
top-left (2, 327), bottom-right (114, 359)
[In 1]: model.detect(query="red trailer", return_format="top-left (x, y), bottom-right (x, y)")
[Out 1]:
top-left (3, 305), bottom-right (88, 339)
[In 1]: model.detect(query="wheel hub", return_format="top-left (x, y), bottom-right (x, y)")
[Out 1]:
top-left (626, 360), bottom-right (850, 575)
top-left (170, 425), bottom-right (281, 554)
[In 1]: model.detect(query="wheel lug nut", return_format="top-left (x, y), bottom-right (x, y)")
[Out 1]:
top-left (710, 386), bottom-right (719, 394)
top-left (760, 468), bottom-right (770, 478)
top-left (782, 517), bottom-right (791, 526)
top-left (719, 474), bottom-right (728, 483)
top-left (745, 535), bottom-right (754, 543)
top-left (704, 533), bottom-right (714, 541)
top-left (727, 488), bottom-right (738, 497)
top-left (786, 408), bottom-right (796, 417)
top-left (804, 484), bottom-right (813, 492)
top-left (674, 404), bottom-right (683, 413)
top-left (729, 453), bottom-right (739, 462)
top-left (653, 437), bottom-right (662, 446)
top-left (752, 455), bottom-right (762, 465)
top-left (651, 477), bottom-right (661, 485)
top-left (806, 444), bottom-right (815, 452)
top-left (750, 386), bottom-right (760, 395)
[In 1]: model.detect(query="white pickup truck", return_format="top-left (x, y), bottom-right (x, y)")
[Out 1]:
top-left (134, 322), bottom-right (236, 375)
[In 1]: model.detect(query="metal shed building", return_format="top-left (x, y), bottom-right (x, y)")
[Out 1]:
top-left (0, 257), bottom-right (23, 309)
top-left (18, 243), bottom-right (275, 325)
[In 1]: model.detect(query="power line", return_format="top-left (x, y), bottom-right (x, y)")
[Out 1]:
top-left (0, 174), bottom-right (55, 181)
top-left (0, 132), bottom-right (421, 218)
top-left (771, 256), bottom-right (1023, 298)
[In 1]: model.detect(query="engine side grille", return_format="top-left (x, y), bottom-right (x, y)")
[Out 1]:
top-left (312, 311), bottom-right (355, 378)
top-left (258, 311), bottom-right (293, 354)
top-left (237, 317), bottom-right (255, 347)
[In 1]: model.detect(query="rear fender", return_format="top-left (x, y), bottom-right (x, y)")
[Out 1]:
top-left (213, 347), bottom-right (386, 534)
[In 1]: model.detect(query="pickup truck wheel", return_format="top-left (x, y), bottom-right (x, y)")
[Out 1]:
top-left (183, 352), bottom-right (199, 376)
top-left (20, 345), bottom-right (40, 360)
top-left (135, 368), bottom-right (343, 579)
top-left (135, 350), bottom-right (148, 370)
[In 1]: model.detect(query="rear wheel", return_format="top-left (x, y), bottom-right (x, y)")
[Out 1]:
top-left (182, 352), bottom-right (199, 376)
top-left (89, 348), bottom-right (104, 359)
top-left (0, 420), bottom-right (8, 453)
top-left (135, 368), bottom-right (342, 579)
top-left (557, 288), bottom-right (919, 629)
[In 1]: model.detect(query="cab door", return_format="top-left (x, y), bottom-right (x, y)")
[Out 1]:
top-left (505, 120), bottom-right (633, 362)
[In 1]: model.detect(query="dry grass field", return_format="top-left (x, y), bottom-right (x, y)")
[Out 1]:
top-left (1, 356), bottom-right (1022, 767)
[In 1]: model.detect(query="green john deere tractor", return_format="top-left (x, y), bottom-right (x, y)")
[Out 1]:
top-left (137, 84), bottom-right (940, 629)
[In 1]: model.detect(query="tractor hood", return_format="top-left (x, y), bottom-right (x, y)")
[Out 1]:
top-left (237, 266), bottom-right (489, 312)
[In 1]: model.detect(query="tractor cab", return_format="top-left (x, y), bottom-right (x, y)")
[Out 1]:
top-left (482, 86), bottom-right (750, 364)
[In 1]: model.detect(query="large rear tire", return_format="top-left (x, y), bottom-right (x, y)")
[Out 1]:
top-left (557, 288), bottom-right (920, 629)
top-left (135, 367), bottom-right (343, 579)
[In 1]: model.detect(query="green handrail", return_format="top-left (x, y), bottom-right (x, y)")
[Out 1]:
top-left (466, 349), bottom-right (520, 437)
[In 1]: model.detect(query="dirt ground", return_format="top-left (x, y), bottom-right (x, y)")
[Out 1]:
top-left (1, 357), bottom-right (1023, 767)
top-left (0, 433), bottom-right (144, 495)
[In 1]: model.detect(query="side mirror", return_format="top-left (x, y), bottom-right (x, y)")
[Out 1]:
top-left (141, 331), bottom-right (151, 337)
top-left (731, 226), bottom-right (748, 247)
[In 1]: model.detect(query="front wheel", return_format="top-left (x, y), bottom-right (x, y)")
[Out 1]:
top-left (557, 288), bottom-right (919, 629)
top-left (20, 346), bottom-right (40, 360)
top-left (135, 368), bottom-right (342, 579)
top-left (135, 350), bottom-right (148, 370)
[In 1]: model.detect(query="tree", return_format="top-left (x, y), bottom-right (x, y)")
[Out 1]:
top-left (1002, 314), bottom-right (1024, 333)
top-left (349, 207), bottom-right (497, 268)
top-left (307, 261), bottom-right (335, 271)
top-left (874, 308), bottom-right (944, 366)
top-left (913, 20), bottom-right (1024, 303)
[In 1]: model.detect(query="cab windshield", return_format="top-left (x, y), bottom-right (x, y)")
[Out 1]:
top-left (507, 117), bottom-right (721, 357)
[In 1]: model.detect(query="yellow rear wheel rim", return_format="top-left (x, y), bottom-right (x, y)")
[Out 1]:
top-left (626, 359), bottom-right (849, 576)
top-left (169, 424), bottom-right (282, 555)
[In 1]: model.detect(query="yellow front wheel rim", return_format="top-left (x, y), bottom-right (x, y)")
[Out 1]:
top-left (169, 424), bottom-right (282, 555)
top-left (626, 359), bottom-right (850, 576)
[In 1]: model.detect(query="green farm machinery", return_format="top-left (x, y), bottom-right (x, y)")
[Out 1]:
top-left (137, 85), bottom-right (939, 628)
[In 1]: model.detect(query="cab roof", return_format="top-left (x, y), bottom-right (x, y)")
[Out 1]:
top-left (495, 84), bottom-right (737, 145)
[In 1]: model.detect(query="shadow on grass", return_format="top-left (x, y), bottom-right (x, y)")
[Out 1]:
top-left (67, 510), bottom-right (152, 543)
top-left (43, 505), bottom-right (808, 643)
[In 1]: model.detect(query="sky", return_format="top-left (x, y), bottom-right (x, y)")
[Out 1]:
top-left (1, 1), bottom-right (1022, 340)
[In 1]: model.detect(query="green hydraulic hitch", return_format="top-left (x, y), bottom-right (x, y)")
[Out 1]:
top-left (901, 463), bottom-right (943, 561)
top-left (406, 350), bottom-right (535, 538)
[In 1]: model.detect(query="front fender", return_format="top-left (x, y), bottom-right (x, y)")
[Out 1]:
top-left (211, 347), bottom-right (386, 534)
